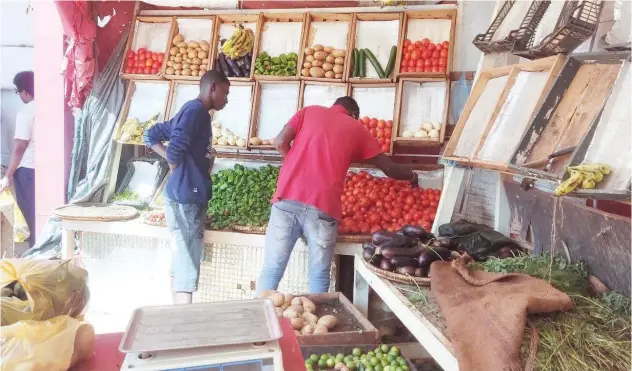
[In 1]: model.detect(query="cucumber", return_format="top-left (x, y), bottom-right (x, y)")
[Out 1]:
top-left (383, 45), bottom-right (397, 78)
top-left (352, 48), bottom-right (359, 78)
top-left (364, 48), bottom-right (385, 78)
top-left (358, 49), bottom-right (366, 78)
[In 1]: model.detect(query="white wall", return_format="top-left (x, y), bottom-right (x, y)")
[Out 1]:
top-left (454, 0), bottom-right (496, 71)
top-left (0, 0), bottom-right (35, 165)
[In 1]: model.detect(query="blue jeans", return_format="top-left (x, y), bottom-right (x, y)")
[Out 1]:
top-left (164, 198), bottom-right (205, 293)
top-left (257, 200), bottom-right (338, 294)
top-left (14, 167), bottom-right (35, 247)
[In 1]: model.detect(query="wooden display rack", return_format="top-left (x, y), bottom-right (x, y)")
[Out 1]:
top-left (298, 80), bottom-right (351, 109)
top-left (165, 80), bottom-right (199, 120)
top-left (443, 55), bottom-right (565, 172)
top-left (120, 16), bottom-right (175, 80)
top-left (253, 12), bottom-right (307, 81)
top-left (350, 83), bottom-right (398, 155)
top-left (249, 80), bottom-right (301, 150)
top-left (211, 14), bottom-right (261, 81)
top-left (348, 12), bottom-right (404, 83)
top-left (300, 13), bottom-right (354, 83)
top-left (161, 15), bottom-right (216, 81)
top-left (395, 9), bottom-right (456, 79)
top-left (392, 77), bottom-right (450, 146)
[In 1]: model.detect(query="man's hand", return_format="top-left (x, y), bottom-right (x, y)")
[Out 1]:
top-left (0, 176), bottom-right (11, 193)
top-left (169, 163), bottom-right (177, 172)
top-left (410, 172), bottom-right (419, 188)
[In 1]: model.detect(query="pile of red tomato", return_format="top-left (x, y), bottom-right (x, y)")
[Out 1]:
top-left (340, 170), bottom-right (441, 235)
top-left (358, 116), bottom-right (393, 153)
top-left (124, 48), bottom-right (166, 75)
top-left (400, 39), bottom-right (449, 74)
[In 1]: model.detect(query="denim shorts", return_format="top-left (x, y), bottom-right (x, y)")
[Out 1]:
top-left (164, 198), bottom-right (206, 293)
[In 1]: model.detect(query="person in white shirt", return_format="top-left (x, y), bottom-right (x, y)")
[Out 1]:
top-left (1, 71), bottom-right (36, 247)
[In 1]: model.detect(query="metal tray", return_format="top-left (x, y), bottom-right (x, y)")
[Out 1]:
top-left (119, 299), bottom-right (283, 353)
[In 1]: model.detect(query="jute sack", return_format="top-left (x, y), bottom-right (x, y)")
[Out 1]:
top-left (430, 255), bottom-right (573, 371)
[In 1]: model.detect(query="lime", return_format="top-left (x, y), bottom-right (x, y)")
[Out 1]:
top-left (366, 366), bottom-right (374, 371)
top-left (353, 356), bottom-right (360, 361)
top-left (361, 354), bottom-right (368, 361)
top-left (367, 351), bottom-right (375, 358)
top-left (345, 355), bottom-right (354, 362)
top-left (318, 358), bottom-right (328, 368)
top-left (309, 354), bottom-right (319, 362)
top-left (380, 344), bottom-right (390, 353)
top-left (352, 348), bottom-right (362, 356)
top-left (336, 353), bottom-right (345, 361)
top-left (383, 366), bottom-right (392, 371)
top-left (326, 358), bottom-right (335, 368)
top-left (375, 365), bottom-right (383, 371)
top-left (305, 364), bottom-right (313, 371)
top-left (346, 360), bottom-right (356, 370)
top-left (387, 355), bottom-right (395, 363)
top-left (397, 357), bottom-right (406, 365)
top-left (370, 356), bottom-right (379, 366)
top-left (395, 367), bottom-right (404, 371)
top-left (401, 365), bottom-right (409, 371)
top-left (389, 346), bottom-right (400, 356)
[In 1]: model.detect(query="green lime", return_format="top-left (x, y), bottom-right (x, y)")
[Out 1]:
top-left (401, 365), bottom-right (409, 371)
top-left (352, 348), bottom-right (362, 356)
top-left (318, 358), bottom-right (327, 368)
top-left (370, 356), bottom-right (379, 366)
top-left (375, 366), bottom-right (383, 371)
top-left (366, 366), bottom-right (374, 371)
top-left (387, 355), bottom-right (395, 363)
top-left (380, 344), bottom-right (390, 353)
top-left (367, 351), bottom-right (375, 358)
top-left (353, 356), bottom-right (360, 361)
top-left (305, 359), bottom-right (312, 366)
top-left (397, 357), bottom-right (406, 365)
top-left (309, 354), bottom-right (319, 362)
top-left (326, 358), bottom-right (335, 368)
top-left (395, 367), bottom-right (404, 371)
top-left (336, 353), bottom-right (345, 361)
top-left (361, 354), bottom-right (368, 361)
top-left (389, 346), bottom-right (400, 356)
top-left (345, 355), bottom-right (354, 362)
top-left (381, 359), bottom-right (389, 367)
top-left (346, 360), bottom-right (356, 370)
top-left (383, 366), bottom-right (392, 371)
top-left (305, 364), bottom-right (314, 371)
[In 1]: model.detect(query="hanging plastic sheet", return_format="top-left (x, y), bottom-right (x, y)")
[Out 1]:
top-left (22, 32), bottom-right (128, 258)
top-left (449, 73), bottom-right (472, 125)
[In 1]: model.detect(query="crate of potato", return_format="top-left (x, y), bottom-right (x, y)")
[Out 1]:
top-left (300, 13), bottom-right (352, 82)
top-left (260, 291), bottom-right (379, 346)
top-left (163, 17), bottom-right (214, 79)
top-left (302, 45), bottom-right (347, 80)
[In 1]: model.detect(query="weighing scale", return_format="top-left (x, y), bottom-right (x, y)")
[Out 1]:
top-left (119, 299), bottom-right (284, 371)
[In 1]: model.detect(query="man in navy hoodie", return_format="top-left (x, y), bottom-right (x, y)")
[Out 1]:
top-left (144, 70), bottom-right (230, 304)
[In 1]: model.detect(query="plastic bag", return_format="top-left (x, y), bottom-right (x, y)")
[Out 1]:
top-left (605, 0), bottom-right (631, 45)
top-left (438, 220), bottom-right (521, 261)
top-left (0, 259), bottom-right (90, 326)
top-left (1, 315), bottom-right (95, 371)
top-left (0, 190), bottom-right (30, 243)
top-left (449, 73), bottom-right (472, 124)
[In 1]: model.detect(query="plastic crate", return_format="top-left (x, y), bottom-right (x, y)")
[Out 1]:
top-left (473, 0), bottom-right (550, 54)
top-left (515, 0), bottom-right (604, 58)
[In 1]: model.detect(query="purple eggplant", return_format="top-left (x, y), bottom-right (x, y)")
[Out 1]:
top-left (217, 55), bottom-right (233, 77)
top-left (224, 54), bottom-right (242, 77)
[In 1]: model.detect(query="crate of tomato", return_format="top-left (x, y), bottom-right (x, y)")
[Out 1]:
top-left (121, 16), bottom-right (173, 79)
top-left (125, 48), bottom-right (166, 76)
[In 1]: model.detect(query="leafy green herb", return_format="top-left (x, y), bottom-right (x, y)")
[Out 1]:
top-left (113, 190), bottom-right (141, 202)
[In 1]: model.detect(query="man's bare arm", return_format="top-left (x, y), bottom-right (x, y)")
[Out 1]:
top-left (5, 139), bottom-right (29, 179)
top-left (150, 143), bottom-right (176, 171)
top-left (274, 125), bottom-right (297, 158)
top-left (366, 153), bottom-right (417, 184)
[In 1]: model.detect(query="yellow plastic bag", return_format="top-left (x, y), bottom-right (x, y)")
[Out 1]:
top-left (0, 315), bottom-right (95, 371)
top-left (0, 190), bottom-right (30, 243)
top-left (0, 259), bottom-right (90, 326)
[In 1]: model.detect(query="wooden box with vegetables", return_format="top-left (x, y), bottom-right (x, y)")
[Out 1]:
top-left (122, 16), bottom-right (173, 79)
top-left (162, 16), bottom-right (215, 80)
top-left (254, 13), bottom-right (306, 80)
top-left (250, 81), bottom-right (301, 148)
top-left (212, 15), bottom-right (260, 80)
top-left (351, 84), bottom-right (398, 154)
top-left (395, 9), bottom-right (456, 78)
top-left (301, 13), bottom-right (352, 81)
top-left (115, 80), bottom-right (171, 145)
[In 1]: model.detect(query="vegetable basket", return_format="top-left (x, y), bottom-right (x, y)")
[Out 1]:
top-left (336, 234), bottom-right (372, 244)
top-left (232, 224), bottom-right (267, 234)
top-left (112, 156), bottom-right (169, 209)
top-left (362, 258), bottom-right (432, 286)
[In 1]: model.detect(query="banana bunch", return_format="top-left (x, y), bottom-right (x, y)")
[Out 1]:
top-left (554, 163), bottom-right (611, 196)
top-left (222, 24), bottom-right (254, 60)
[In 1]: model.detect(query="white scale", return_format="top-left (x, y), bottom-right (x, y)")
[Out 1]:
top-left (119, 299), bottom-right (285, 371)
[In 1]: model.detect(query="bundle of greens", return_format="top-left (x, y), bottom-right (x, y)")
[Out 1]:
top-left (208, 164), bottom-right (279, 229)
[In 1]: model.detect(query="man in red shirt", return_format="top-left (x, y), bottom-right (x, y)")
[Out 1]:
top-left (257, 97), bottom-right (417, 293)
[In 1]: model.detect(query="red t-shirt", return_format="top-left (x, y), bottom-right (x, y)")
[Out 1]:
top-left (273, 105), bottom-right (382, 220)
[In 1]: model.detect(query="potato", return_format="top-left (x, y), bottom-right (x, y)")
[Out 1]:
top-left (301, 324), bottom-right (315, 335)
top-left (317, 315), bottom-right (338, 329)
top-left (193, 58), bottom-right (203, 65)
top-left (199, 40), bottom-right (210, 51)
top-left (173, 34), bottom-right (185, 44)
top-left (305, 55), bottom-right (315, 63)
top-left (175, 56), bottom-right (183, 63)
top-left (259, 290), bottom-right (277, 298)
top-left (175, 70), bottom-right (182, 75)
top-left (270, 292), bottom-right (285, 307)
top-left (323, 46), bottom-right (334, 54)
top-left (322, 62), bottom-right (333, 72)
top-left (290, 317), bottom-right (304, 330)
top-left (182, 69), bottom-right (192, 76)
top-left (167, 61), bottom-right (174, 67)
top-left (249, 137), bottom-right (262, 145)
top-left (294, 330), bottom-right (301, 336)
top-left (191, 64), bottom-right (199, 71)
top-left (182, 63), bottom-right (191, 70)
top-left (291, 297), bottom-right (303, 306)
top-left (174, 63), bottom-right (183, 70)
top-left (179, 47), bottom-right (187, 54)
top-left (283, 307), bottom-right (300, 319)
top-left (332, 49), bottom-right (346, 58)
top-left (300, 297), bottom-right (316, 313)
top-left (335, 73), bottom-right (343, 79)
top-left (275, 307), bottom-right (284, 317)
top-left (325, 55), bottom-right (335, 63)
top-left (334, 363), bottom-right (346, 371)
top-left (303, 62), bottom-right (312, 69)
top-left (188, 51), bottom-right (197, 59)
top-left (166, 67), bottom-right (175, 75)
top-left (185, 58), bottom-right (192, 64)
top-left (313, 51), bottom-right (328, 61)
top-left (301, 68), bottom-right (311, 77)
top-left (302, 312), bottom-right (318, 324)
top-left (304, 47), bottom-right (315, 56)
top-left (313, 44), bottom-right (324, 52)
top-left (169, 55), bottom-right (176, 61)
top-left (170, 47), bottom-right (179, 56)
top-left (290, 304), bottom-right (304, 314)
top-left (198, 51), bottom-right (208, 59)
top-left (284, 293), bottom-right (295, 306)
top-left (281, 302), bottom-right (290, 310)
top-left (261, 139), bottom-right (271, 145)
top-left (314, 324), bottom-right (329, 334)
top-left (325, 71), bottom-right (335, 78)
top-left (333, 64), bottom-right (344, 74)
top-left (176, 52), bottom-right (183, 58)
top-left (334, 57), bottom-right (345, 65)
top-left (195, 47), bottom-right (202, 52)
top-left (188, 41), bottom-right (200, 49)
top-left (310, 60), bottom-right (322, 68)
top-left (200, 66), bottom-right (208, 72)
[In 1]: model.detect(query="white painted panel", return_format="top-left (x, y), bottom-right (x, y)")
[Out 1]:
top-left (0, 46), bottom-right (35, 88)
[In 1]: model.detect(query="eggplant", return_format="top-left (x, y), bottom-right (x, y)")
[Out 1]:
top-left (244, 53), bottom-right (252, 70)
top-left (379, 259), bottom-right (393, 271)
top-left (432, 236), bottom-right (458, 250)
top-left (381, 246), bottom-right (425, 260)
top-left (390, 256), bottom-right (418, 268)
top-left (363, 246), bottom-right (381, 265)
top-left (372, 231), bottom-right (400, 246)
top-left (239, 63), bottom-right (249, 76)
top-left (399, 225), bottom-right (435, 243)
top-left (224, 55), bottom-right (242, 77)
top-left (414, 267), bottom-right (427, 277)
top-left (372, 231), bottom-right (418, 248)
top-left (395, 266), bottom-right (417, 276)
top-left (217, 55), bottom-right (233, 77)
top-left (417, 246), bottom-right (452, 269)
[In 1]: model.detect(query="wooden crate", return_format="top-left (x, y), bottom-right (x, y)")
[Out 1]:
top-left (443, 55), bottom-right (565, 172)
top-left (296, 292), bottom-right (379, 346)
top-left (392, 77), bottom-right (450, 146)
top-left (250, 80), bottom-right (301, 150)
top-left (213, 81), bottom-right (255, 150)
top-left (161, 16), bottom-right (216, 81)
top-left (211, 14), bottom-right (261, 81)
top-left (299, 80), bottom-right (351, 109)
top-left (165, 80), bottom-right (199, 120)
top-left (113, 79), bottom-right (172, 145)
top-left (121, 16), bottom-right (175, 80)
top-left (395, 9), bottom-right (456, 79)
top-left (254, 12), bottom-right (307, 81)
top-left (350, 83), bottom-right (398, 155)
top-left (348, 12), bottom-right (403, 83)
top-left (300, 12), bottom-right (354, 83)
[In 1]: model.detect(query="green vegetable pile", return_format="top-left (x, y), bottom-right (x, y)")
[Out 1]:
top-left (255, 52), bottom-right (298, 76)
top-left (305, 345), bottom-right (408, 371)
top-left (112, 190), bottom-right (141, 202)
top-left (208, 164), bottom-right (279, 228)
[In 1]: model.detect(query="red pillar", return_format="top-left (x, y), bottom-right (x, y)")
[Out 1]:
top-left (34, 1), bottom-right (69, 237)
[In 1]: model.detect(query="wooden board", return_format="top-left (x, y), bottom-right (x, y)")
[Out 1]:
top-left (161, 16), bottom-right (216, 81)
top-left (250, 80), bottom-right (301, 150)
top-left (351, 83), bottom-right (397, 154)
top-left (296, 292), bottom-right (379, 346)
top-left (211, 14), bottom-right (261, 81)
top-left (254, 12), bottom-right (307, 81)
top-left (511, 52), bottom-right (629, 179)
top-left (121, 16), bottom-right (175, 80)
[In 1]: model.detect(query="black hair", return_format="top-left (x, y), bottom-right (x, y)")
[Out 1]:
top-left (200, 70), bottom-right (229, 91)
top-left (13, 71), bottom-right (34, 97)
top-left (333, 96), bottom-right (360, 119)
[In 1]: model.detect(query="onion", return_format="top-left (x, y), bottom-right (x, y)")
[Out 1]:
top-left (402, 130), bottom-right (414, 138)
top-left (428, 129), bottom-right (440, 139)
top-left (414, 130), bottom-right (428, 138)
top-left (421, 123), bottom-right (433, 132)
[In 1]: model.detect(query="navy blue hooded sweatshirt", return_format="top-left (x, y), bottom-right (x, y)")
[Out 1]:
top-left (143, 99), bottom-right (211, 205)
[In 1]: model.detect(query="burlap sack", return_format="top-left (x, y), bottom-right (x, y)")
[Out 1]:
top-left (430, 255), bottom-right (574, 371)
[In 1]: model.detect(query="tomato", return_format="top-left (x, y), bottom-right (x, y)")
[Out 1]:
top-left (152, 61), bottom-right (161, 69)
top-left (414, 66), bottom-right (424, 73)
top-left (378, 137), bottom-right (385, 145)
top-left (127, 50), bottom-right (136, 59)
top-left (384, 137), bottom-right (391, 145)
top-left (156, 53), bottom-right (164, 62)
top-left (421, 199), bottom-right (430, 207)
top-left (422, 221), bottom-right (432, 230)
top-left (432, 58), bottom-right (439, 67)
top-left (126, 59), bottom-right (134, 67)
top-left (404, 39), bottom-right (412, 47)
top-left (377, 120), bottom-right (385, 129)
top-left (145, 58), bottom-right (154, 67)
top-left (370, 225), bottom-right (381, 234)
top-left (432, 66), bottom-right (440, 73)
top-left (407, 59), bottom-right (416, 67)
top-left (407, 44), bottom-right (416, 53)
top-left (427, 43), bottom-right (436, 51)
top-left (124, 66), bottom-right (132, 74)
top-left (362, 116), bottom-right (370, 124)
top-left (138, 54), bottom-right (146, 62)
top-left (381, 144), bottom-right (390, 153)
top-left (422, 38), bottom-right (430, 46)
top-left (415, 59), bottom-right (424, 67)
top-left (376, 129), bottom-right (384, 138)
top-left (386, 120), bottom-right (393, 128)
top-left (403, 52), bottom-right (411, 61)
top-left (424, 59), bottom-right (432, 67)
top-left (401, 66), bottom-right (408, 73)
top-left (439, 57), bottom-right (447, 67)
top-left (370, 128), bottom-right (377, 137)
top-left (414, 41), bottom-right (423, 48)
top-left (432, 50), bottom-right (440, 59)
top-left (410, 50), bottom-right (420, 61)
top-left (370, 117), bottom-right (378, 126)
top-left (442, 41), bottom-right (450, 49)
top-left (440, 49), bottom-right (449, 58)
top-left (422, 50), bottom-right (431, 59)
top-left (439, 66), bottom-right (447, 73)
top-left (151, 68), bottom-right (159, 74)
top-left (385, 128), bottom-right (392, 137)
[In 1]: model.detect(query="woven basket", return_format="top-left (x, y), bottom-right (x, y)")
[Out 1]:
top-left (142, 211), bottom-right (167, 227)
top-left (53, 203), bottom-right (139, 222)
top-left (232, 224), bottom-right (267, 234)
top-left (337, 234), bottom-right (372, 244)
top-left (362, 258), bottom-right (432, 286)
